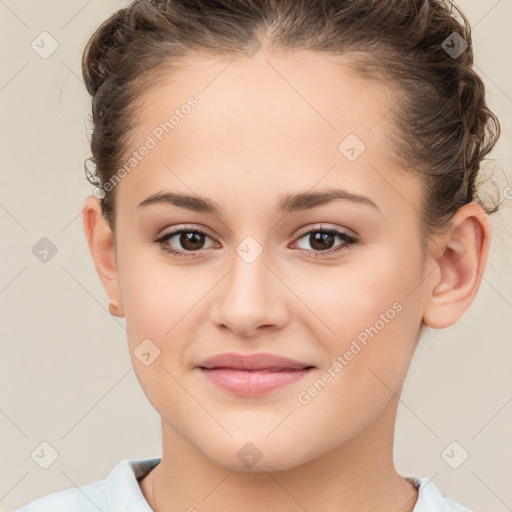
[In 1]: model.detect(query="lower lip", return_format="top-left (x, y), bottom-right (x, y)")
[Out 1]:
top-left (198, 367), bottom-right (314, 396)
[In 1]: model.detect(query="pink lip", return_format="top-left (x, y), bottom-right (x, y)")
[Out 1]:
top-left (196, 352), bottom-right (315, 396)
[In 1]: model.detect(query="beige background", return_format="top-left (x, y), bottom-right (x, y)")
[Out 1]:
top-left (1, 0), bottom-right (511, 510)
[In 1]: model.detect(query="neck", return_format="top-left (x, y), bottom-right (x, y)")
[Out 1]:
top-left (140, 396), bottom-right (418, 512)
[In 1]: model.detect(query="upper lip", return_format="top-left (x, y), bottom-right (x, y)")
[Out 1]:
top-left (197, 352), bottom-right (315, 371)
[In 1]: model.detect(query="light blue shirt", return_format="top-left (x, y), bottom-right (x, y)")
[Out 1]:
top-left (12, 457), bottom-right (472, 511)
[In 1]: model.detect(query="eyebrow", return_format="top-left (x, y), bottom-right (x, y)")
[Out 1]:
top-left (137, 188), bottom-right (379, 214)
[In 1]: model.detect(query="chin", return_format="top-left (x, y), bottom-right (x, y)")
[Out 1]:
top-left (215, 454), bottom-right (306, 474)
top-left (201, 437), bottom-right (312, 474)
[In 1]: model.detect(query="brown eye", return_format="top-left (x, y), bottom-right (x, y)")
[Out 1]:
top-left (179, 231), bottom-right (206, 251)
top-left (308, 231), bottom-right (336, 251)
top-left (155, 227), bottom-right (217, 258)
top-left (294, 227), bottom-right (358, 257)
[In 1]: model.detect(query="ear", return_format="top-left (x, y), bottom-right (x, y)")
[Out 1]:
top-left (422, 202), bottom-right (491, 329)
top-left (81, 196), bottom-right (124, 317)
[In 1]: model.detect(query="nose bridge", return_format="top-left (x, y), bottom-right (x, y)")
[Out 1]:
top-left (230, 239), bottom-right (269, 298)
top-left (212, 237), bottom-right (286, 336)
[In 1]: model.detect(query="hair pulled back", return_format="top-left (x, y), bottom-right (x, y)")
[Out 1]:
top-left (82, 0), bottom-right (501, 240)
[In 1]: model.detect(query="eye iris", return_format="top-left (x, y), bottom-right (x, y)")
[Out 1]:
top-left (180, 231), bottom-right (205, 251)
top-left (310, 232), bottom-right (334, 251)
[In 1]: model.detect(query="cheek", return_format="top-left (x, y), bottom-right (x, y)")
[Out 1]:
top-left (300, 244), bottom-right (423, 388)
top-left (120, 251), bottom-right (226, 396)
top-left (303, 247), bottom-right (420, 341)
top-left (120, 248), bottom-right (209, 340)
top-left (120, 257), bottom-right (202, 413)
top-left (293, 283), bottom-right (420, 444)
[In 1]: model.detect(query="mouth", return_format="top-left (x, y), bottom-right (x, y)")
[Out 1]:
top-left (200, 366), bottom-right (314, 371)
top-left (196, 352), bottom-right (316, 396)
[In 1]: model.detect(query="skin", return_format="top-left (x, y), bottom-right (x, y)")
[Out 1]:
top-left (82, 45), bottom-right (490, 512)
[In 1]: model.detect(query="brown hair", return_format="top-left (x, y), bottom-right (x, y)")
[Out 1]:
top-left (82, 0), bottom-right (500, 246)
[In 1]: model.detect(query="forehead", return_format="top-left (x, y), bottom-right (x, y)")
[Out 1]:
top-left (116, 49), bottom-right (416, 218)
top-left (136, 48), bottom-right (396, 148)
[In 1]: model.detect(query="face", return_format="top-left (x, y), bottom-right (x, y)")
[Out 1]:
top-left (111, 48), bottom-right (429, 471)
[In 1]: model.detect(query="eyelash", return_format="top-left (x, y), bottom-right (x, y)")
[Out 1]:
top-left (153, 225), bottom-right (359, 260)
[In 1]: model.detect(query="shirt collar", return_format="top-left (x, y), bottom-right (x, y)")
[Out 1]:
top-left (107, 457), bottom-right (161, 512)
top-left (105, 459), bottom-right (468, 512)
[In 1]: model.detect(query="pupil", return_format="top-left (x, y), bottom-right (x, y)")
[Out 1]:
top-left (181, 232), bottom-right (204, 250)
top-left (310, 232), bottom-right (334, 251)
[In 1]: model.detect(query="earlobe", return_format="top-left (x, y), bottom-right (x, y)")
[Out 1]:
top-left (423, 203), bottom-right (490, 329)
top-left (81, 196), bottom-right (124, 317)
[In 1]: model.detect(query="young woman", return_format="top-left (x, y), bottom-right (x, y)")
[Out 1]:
top-left (15, 0), bottom-right (501, 510)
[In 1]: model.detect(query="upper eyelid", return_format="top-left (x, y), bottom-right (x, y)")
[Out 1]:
top-left (294, 223), bottom-right (354, 238)
top-left (158, 226), bottom-right (219, 248)
top-left (160, 224), bottom-right (353, 240)
top-left (159, 224), bottom-right (216, 240)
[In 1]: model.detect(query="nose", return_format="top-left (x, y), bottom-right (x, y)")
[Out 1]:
top-left (210, 249), bottom-right (289, 338)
